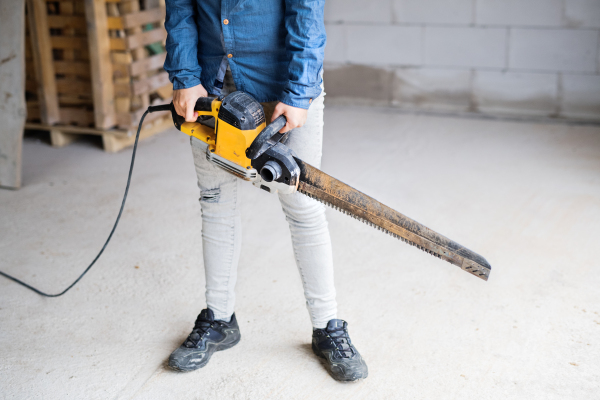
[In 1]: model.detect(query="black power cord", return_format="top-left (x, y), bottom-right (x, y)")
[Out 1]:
top-left (0, 104), bottom-right (171, 297)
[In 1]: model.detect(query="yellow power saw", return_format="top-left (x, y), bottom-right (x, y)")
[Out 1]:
top-left (0, 90), bottom-right (491, 298)
top-left (154, 91), bottom-right (491, 281)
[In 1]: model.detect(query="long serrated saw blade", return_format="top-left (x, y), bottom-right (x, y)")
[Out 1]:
top-left (295, 158), bottom-right (491, 281)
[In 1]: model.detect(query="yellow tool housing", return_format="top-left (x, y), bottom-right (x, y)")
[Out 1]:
top-left (178, 97), bottom-right (266, 170)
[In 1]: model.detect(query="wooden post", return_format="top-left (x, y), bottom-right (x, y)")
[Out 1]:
top-left (26, 0), bottom-right (60, 125)
top-left (85, 0), bottom-right (116, 129)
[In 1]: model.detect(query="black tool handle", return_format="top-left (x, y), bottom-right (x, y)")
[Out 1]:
top-left (195, 96), bottom-right (216, 112)
top-left (148, 103), bottom-right (171, 113)
top-left (162, 96), bottom-right (219, 130)
top-left (246, 115), bottom-right (288, 159)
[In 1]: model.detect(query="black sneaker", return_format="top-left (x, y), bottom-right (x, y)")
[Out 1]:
top-left (312, 319), bottom-right (368, 381)
top-left (168, 308), bottom-right (241, 372)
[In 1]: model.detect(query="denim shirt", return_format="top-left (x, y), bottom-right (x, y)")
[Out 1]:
top-left (164, 0), bottom-right (326, 109)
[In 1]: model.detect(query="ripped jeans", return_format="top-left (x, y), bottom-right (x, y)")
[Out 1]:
top-left (190, 89), bottom-right (336, 329)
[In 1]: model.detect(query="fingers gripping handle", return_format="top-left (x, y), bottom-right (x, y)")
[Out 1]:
top-left (165, 96), bottom-right (218, 131)
top-left (246, 115), bottom-right (288, 159)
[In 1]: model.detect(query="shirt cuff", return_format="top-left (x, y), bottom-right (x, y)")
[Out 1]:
top-left (279, 82), bottom-right (323, 110)
top-left (170, 71), bottom-right (203, 91)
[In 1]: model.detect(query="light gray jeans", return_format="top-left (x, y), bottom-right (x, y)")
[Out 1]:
top-left (190, 78), bottom-right (337, 329)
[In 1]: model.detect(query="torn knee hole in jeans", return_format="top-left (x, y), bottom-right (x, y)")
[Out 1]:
top-left (200, 188), bottom-right (221, 203)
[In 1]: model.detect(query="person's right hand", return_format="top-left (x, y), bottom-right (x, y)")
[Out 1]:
top-left (173, 84), bottom-right (208, 122)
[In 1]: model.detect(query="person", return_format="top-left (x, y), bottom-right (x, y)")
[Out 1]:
top-left (163, 0), bottom-right (367, 382)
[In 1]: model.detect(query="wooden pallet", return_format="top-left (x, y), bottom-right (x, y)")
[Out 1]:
top-left (24, 0), bottom-right (172, 151)
top-left (26, 0), bottom-right (94, 127)
top-left (88, 0), bottom-right (171, 131)
top-left (25, 115), bottom-right (173, 153)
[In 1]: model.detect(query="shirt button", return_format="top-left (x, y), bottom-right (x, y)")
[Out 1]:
top-left (227, 54), bottom-right (233, 58)
top-left (223, 19), bottom-right (229, 25)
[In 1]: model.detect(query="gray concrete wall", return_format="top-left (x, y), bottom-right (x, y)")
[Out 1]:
top-left (0, 0), bottom-right (25, 189)
top-left (324, 0), bottom-right (600, 121)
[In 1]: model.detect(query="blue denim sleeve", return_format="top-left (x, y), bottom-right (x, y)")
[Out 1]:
top-left (280, 0), bottom-right (326, 109)
top-left (164, 0), bottom-right (202, 90)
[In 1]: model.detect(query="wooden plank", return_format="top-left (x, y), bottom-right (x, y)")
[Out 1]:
top-left (115, 97), bottom-right (131, 113)
top-left (133, 96), bottom-right (172, 122)
top-left (56, 0), bottom-right (76, 73)
top-left (109, 37), bottom-right (127, 51)
top-left (155, 84), bottom-right (173, 100)
top-left (50, 36), bottom-right (89, 50)
top-left (120, 0), bottom-right (149, 111)
top-left (85, 0), bottom-right (116, 129)
top-left (111, 51), bottom-right (132, 64)
top-left (56, 78), bottom-right (93, 94)
top-left (113, 82), bottom-right (131, 98)
top-left (129, 52), bottom-right (166, 76)
top-left (74, 0), bottom-right (86, 15)
top-left (123, 7), bottom-right (165, 29)
top-left (25, 60), bottom-right (36, 76)
top-left (25, 122), bottom-right (129, 137)
top-left (25, 39), bottom-right (33, 58)
top-left (26, 80), bottom-right (38, 92)
top-left (59, 107), bottom-right (95, 126)
top-left (103, 115), bottom-right (171, 152)
top-left (127, 28), bottom-right (167, 49)
top-left (26, 0), bottom-right (60, 125)
top-left (116, 105), bottom-right (165, 128)
top-left (112, 62), bottom-right (129, 79)
top-left (110, 29), bottom-right (167, 51)
top-left (107, 7), bottom-right (165, 31)
top-left (47, 15), bottom-right (87, 30)
top-left (106, 16), bottom-right (123, 30)
top-left (54, 60), bottom-right (91, 77)
top-left (58, 94), bottom-right (94, 106)
top-left (132, 71), bottom-right (170, 96)
top-left (50, 129), bottom-right (79, 147)
top-left (27, 103), bottom-right (41, 120)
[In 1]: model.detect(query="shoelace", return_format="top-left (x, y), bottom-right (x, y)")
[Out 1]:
top-left (184, 317), bottom-right (215, 348)
top-left (327, 326), bottom-right (355, 359)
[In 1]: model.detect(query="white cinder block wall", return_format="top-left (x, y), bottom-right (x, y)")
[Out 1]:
top-left (324, 0), bottom-right (600, 121)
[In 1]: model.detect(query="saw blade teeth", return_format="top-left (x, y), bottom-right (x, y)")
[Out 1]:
top-left (300, 187), bottom-right (446, 262)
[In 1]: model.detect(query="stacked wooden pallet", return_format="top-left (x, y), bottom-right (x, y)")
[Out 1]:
top-left (25, 0), bottom-right (173, 152)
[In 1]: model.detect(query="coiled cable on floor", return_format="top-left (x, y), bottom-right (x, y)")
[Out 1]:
top-left (0, 105), bottom-right (169, 297)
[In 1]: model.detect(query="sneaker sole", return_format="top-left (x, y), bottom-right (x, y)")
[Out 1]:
top-left (312, 342), bottom-right (368, 382)
top-left (168, 332), bottom-right (241, 372)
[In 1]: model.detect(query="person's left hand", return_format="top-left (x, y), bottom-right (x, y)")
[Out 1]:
top-left (271, 102), bottom-right (308, 133)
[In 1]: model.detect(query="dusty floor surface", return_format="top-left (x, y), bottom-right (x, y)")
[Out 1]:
top-left (1, 108), bottom-right (599, 400)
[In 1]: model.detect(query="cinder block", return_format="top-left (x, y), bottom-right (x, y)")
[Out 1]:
top-left (392, 68), bottom-right (472, 111)
top-left (324, 64), bottom-right (394, 105)
top-left (561, 74), bottom-right (600, 120)
top-left (510, 28), bottom-right (598, 72)
top-left (564, 0), bottom-right (600, 28)
top-left (476, 0), bottom-right (563, 27)
top-left (473, 71), bottom-right (558, 116)
top-left (325, 25), bottom-right (346, 63)
top-left (424, 26), bottom-right (507, 68)
top-left (325, 0), bottom-right (393, 23)
top-left (393, 0), bottom-right (474, 24)
top-left (347, 25), bottom-right (422, 66)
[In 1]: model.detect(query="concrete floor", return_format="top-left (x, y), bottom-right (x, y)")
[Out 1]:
top-left (1, 107), bottom-right (599, 399)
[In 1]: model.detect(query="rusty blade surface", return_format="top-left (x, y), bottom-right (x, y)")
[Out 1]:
top-left (295, 158), bottom-right (491, 281)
